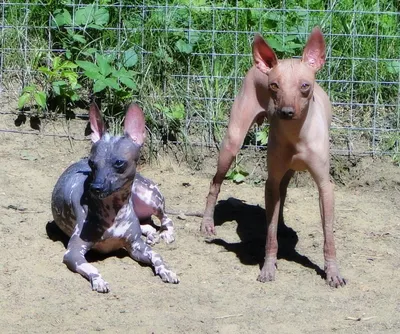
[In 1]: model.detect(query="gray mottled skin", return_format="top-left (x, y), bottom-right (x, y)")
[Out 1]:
top-left (51, 103), bottom-right (179, 293)
top-left (132, 174), bottom-right (175, 244)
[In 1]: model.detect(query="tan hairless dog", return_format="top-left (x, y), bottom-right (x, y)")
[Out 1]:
top-left (201, 27), bottom-right (346, 288)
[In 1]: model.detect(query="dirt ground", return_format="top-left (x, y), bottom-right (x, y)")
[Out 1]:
top-left (1, 102), bottom-right (400, 333)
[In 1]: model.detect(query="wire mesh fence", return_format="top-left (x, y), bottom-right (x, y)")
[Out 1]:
top-left (0, 0), bottom-right (399, 157)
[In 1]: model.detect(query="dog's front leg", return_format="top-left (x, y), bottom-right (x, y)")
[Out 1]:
top-left (258, 152), bottom-right (289, 282)
top-left (126, 237), bottom-right (180, 284)
top-left (157, 211), bottom-right (175, 244)
top-left (258, 176), bottom-right (282, 282)
top-left (124, 214), bottom-right (179, 284)
top-left (201, 72), bottom-right (267, 236)
top-left (63, 230), bottom-right (110, 293)
top-left (314, 174), bottom-right (346, 287)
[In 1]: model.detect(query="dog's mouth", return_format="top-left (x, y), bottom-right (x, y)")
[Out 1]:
top-left (279, 113), bottom-right (295, 120)
top-left (97, 192), bottom-right (111, 199)
top-left (90, 187), bottom-right (120, 199)
top-left (276, 107), bottom-right (296, 120)
top-left (90, 181), bottom-right (133, 199)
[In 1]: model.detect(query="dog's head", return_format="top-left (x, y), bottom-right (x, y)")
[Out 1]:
top-left (87, 102), bottom-right (146, 199)
top-left (252, 27), bottom-right (326, 120)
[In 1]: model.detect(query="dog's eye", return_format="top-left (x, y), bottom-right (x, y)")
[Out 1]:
top-left (301, 82), bottom-right (310, 91)
top-left (269, 83), bottom-right (279, 91)
top-left (114, 159), bottom-right (127, 172)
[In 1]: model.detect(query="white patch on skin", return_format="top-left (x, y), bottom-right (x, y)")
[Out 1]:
top-left (68, 182), bottom-right (79, 202)
top-left (132, 241), bottom-right (141, 251)
top-left (71, 225), bottom-right (80, 237)
top-left (79, 247), bottom-right (87, 256)
top-left (107, 204), bottom-right (132, 237)
top-left (140, 224), bottom-right (157, 236)
top-left (137, 189), bottom-right (153, 206)
top-left (143, 248), bottom-right (152, 258)
top-left (107, 222), bottom-right (131, 238)
top-left (76, 262), bottom-right (99, 276)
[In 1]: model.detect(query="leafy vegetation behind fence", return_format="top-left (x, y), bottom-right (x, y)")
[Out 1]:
top-left (1, 0), bottom-right (399, 159)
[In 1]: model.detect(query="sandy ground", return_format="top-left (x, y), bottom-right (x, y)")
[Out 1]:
top-left (0, 107), bottom-right (400, 334)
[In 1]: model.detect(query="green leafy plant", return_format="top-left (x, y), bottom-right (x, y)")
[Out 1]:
top-left (153, 102), bottom-right (186, 141)
top-left (5, 0), bottom-right (400, 160)
top-left (392, 154), bottom-right (400, 166)
top-left (51, 4), bottom-right (112, 60)
top-left (76, 51), bottom-right (138, 107)
top-left (381, 133), bottom-right (400, 166)
top-left (18, 85), bottom-right (47, 113)
top-left (39, 56), bottom-right (80, 101)
top-left (226, 164), bottom-right (249, 184)
top-left (18, 56), bottom-right (80, 114)
top-left (256, 127), bottom-right (269, 146)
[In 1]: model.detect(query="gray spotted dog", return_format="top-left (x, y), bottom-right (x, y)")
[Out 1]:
top-left (51, 102), bottom-right (179, 293)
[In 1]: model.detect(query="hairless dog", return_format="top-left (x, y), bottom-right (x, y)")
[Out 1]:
top-left (201, 27), bottom-right (346, 288)
top-left (51, 103), bottom-right (179, 292)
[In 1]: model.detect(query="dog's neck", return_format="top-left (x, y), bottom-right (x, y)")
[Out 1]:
top-left (88, 181), bottom-right (133, 223)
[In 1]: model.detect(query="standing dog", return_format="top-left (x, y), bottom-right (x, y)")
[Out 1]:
top-left (51, 103), bottom-right (179, 293)
top-left (201, 27), bottom-right (346, 287)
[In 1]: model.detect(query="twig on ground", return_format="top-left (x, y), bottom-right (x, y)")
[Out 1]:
top-left (214, 314), bottom-right (243, 320)
top-left (3, 205), bottom-right (44, 213)
top-left (345, 316), bottom-right (377, 321)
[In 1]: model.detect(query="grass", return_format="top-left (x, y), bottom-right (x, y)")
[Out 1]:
top-left (1, 0), bottom-right (399, 159)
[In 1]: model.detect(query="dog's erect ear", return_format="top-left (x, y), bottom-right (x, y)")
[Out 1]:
top-left (89, 102), bottom-right (106, 143)
top-left (124, 103), bottom-right (146, 146)
top-left (302, 27), bottom-right (326, 72)
top-left (252, 33), bottom-right (278, 74)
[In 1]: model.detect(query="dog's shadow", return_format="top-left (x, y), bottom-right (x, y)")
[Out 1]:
top-left (45, 221), bottom-right (129, 263)
top-left (210, 197), bottom-right (325, 279)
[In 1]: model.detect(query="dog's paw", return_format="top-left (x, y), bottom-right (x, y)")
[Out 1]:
top-left (158, 268), bottom-right (180, 284)
top-left (325, 261), bottom-right (346, 288)
top-left (90, 275), bottom-right (110, 293)
top-left (200, 217), bottom-right (216, 236)
top-left (257, 259), bottom-right (277, 283)
top-left (145, 232), bottom-right (160, 245)
top-left (159, 230), bottom-right (175, 244)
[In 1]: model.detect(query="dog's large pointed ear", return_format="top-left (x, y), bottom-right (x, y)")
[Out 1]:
top-left (124, 103), bottom-right (146, 146)
top-left (302, 27), bottom-right (326, 72)
top-left (89, 102), bottom-right (105, 143)
top-left (252, 33), bottom-right (278, 74)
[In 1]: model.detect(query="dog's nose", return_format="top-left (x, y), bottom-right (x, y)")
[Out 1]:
top-left (90, 183), bottom-right (104, 194)
top-left (279, 107), bottom-right (295, 119)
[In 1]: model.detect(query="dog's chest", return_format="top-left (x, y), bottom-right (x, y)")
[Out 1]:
top-left (87, 196), bottom-right (140, 251)
top-left (289, 152), bottom-right (308, 171)
top-left (91, 202), bottom-right (137, 252)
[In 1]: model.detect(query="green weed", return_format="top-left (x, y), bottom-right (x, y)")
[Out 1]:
top-left (226, 164), bottom-right (250, 184)
top-left (1, 0), bottom-right (397, 159)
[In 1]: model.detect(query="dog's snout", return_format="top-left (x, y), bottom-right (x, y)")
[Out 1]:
top-left (90, 183), bottom-right (104, 194)
top-left (279, 107), bottom-right (295, 119)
